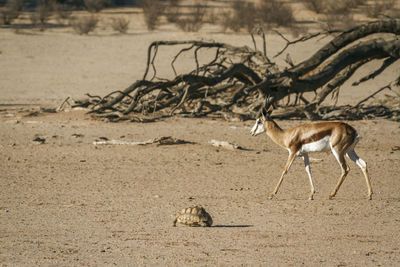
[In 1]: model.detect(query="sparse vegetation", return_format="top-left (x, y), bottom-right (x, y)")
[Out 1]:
top-left (301, 0), bottom-right (366, 31)
top-left (30, 0), bottom-right (73, 27)
top-left (367, 0), bottom-right (395, 18)
top-left (29, 13), bottom-right (38, 25)
top-left (84, 0), bottom-right (110, 13)
top-left (165, 0), bottom-right (181, 23)
top-left (53, 2), bottom-right (73, 22)
top-left (323, 0), bottom-right (359, 31)
top-left (110, 17), bottom-right (129, 34)
top-left (303, 0), bottom-right (367, 14)
top-left (1, 0), bottom-right (23, 25)
top-left (302, 0), bottom-right (326, 14)
top-left (175, 0), bottom-right (207, 32)
top-left (259, 0), bottom-right (295, 28)
top-left (0, 0), bottom-right (395, 37)
top-left (34, 0), bottom-right (52, 26)
top-left (71, 16), bottom-right (99, 34)
top-left (140, 0), bottom-right (165, 31)
top-left (324, 12), bottom-right (356, 31)
top-left (223, 0), bottom-right (257, 32)
top-left (221, 0), bottom-right (295, 33)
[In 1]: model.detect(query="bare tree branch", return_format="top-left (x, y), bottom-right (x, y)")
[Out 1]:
top-left (77, 19), bottom-right (400, 122)
top-left (352, 57), bottom-right (398, 86)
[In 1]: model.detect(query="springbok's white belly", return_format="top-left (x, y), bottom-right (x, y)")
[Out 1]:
top-left (299, 135), bottom-right (331, 154)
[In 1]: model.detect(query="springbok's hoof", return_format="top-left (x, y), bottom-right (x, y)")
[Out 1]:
top-left (267, 193), bottom-right (274, 200)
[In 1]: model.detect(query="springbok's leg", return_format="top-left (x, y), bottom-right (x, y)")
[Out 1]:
top-left (268, 152), bottom-right (297, 199)
top-left (329, 148), bottom-right (350, 199)
top-left (346, 149), bottom-right (372, 200)
top-left (303, 154), bottom-right (316, 200)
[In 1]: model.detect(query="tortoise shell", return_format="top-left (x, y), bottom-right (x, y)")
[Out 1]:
top-left (173, 206), bottom-right (213, 227)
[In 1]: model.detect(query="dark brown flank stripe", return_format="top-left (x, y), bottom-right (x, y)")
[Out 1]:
top-left (302, 129), bottom-right (332, 145)
top-left (289, 129), bottom-right (332, 148)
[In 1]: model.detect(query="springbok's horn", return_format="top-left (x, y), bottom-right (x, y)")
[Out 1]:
top-left (260, 108), bottom-right (266, 120)
top-left (264, 95), bottom-right (274, 113)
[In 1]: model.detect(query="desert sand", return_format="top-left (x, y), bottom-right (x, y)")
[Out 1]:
top-left (1, 7), bottom-right (400, 266)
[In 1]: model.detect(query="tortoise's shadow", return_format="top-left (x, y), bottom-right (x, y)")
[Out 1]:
top-left (212, 225), bottom-right (253, 228)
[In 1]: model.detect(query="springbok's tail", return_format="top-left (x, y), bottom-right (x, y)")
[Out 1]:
top-left (346, 131), bottom-right (360, 155)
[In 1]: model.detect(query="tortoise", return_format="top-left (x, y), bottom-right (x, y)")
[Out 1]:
top-left (172, 206), bottom-right (213, 227)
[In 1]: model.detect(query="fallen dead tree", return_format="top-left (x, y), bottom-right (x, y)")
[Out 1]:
top-left (74, 19), bottom-right (400, 122)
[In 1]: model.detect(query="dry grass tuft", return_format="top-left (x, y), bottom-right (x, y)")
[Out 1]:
top-left (366, 0), bottom-right (396, 18)
top-left (110, 17), bottom-right (130, 34)
top-left (53, 2), bottom-right (73, 22)
top-left (71, 16), bottom-right (99, 35)
top-left (140, 0), bottom-right (165, 31)
top-left (0, 0), bottom-right (22, 25)
top-left (302, 0), bottom-right (326, 13)
top-left (175, 1), bottom-right (207, 32)
top-left (221, 0), bottom-right (295, 33)
top-left (227, 0), bottom-right (257, 32)
top-left (84, 0), bottom-right (110, 13)
top-left (165, 0), bottom-right (181, 23)
top-left (259, 0), bottom-right (295, 28)
top-left (31, 0), bottom-right (52, 27)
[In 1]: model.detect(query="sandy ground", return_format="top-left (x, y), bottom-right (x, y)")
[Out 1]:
top-left (1, 7), bottom-right (400, 266)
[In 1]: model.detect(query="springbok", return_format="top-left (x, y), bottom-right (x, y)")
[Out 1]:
top-left (250, 108), bottom-right (372, 200)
